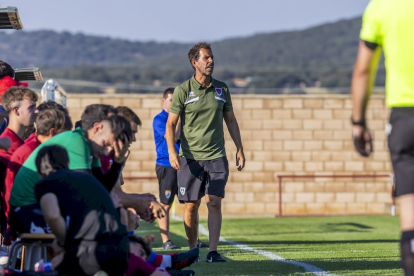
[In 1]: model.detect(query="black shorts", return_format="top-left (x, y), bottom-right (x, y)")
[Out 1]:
top-left (57, 236), bottom-right (129, 276)
top-left (9, 204), bottom-right (51, 235)
top-left (156, 165), bottom-right (178, 205)
top-left (388, 107), bottom-right (414, 197)
top-left (177, 156), bottom-right (229, 202)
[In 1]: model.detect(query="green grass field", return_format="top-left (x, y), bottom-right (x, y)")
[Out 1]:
top-left (136, 216), bottom-right (402, 276)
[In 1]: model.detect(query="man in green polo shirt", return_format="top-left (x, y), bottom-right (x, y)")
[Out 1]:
top-left (166, 42), bottom-right (245, 262)
top-left (352, 1), bottom-right (414, 274)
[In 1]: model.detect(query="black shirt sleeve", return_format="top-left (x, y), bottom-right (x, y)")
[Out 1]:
top-left (34, 179), bottom-right (56, 203)
top-left (91, 161), bottom-right (123, 192)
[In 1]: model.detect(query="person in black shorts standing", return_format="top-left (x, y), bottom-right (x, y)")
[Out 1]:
top-left (166, 42), bottom-right (245, 262)
top-left (352, 1), bottom-right (414, 274)
top-left (153, 88), bottom-right (181, 250)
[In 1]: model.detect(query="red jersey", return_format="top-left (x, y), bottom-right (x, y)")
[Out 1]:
top-left (3, 133), bottom-right (40, 219)
top-left (0, 128), bottom-right (24, 167)
top-left (100, 154), bottom-right (114, 174)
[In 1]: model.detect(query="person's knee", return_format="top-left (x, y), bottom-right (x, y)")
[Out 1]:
top-left (206, 196), bottom-right (222, 210)
top-left (185, 200), bottom-right (201, 213)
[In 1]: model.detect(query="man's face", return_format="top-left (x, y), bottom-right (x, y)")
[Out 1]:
top-left (17, 99), bottom-right (37, 127)
top-left (130, 242), bottom-right (147, 259)
top-left (130, 121), bottom-right (137, 143)
top-left (89, 121), bottom-right (116, 159)
top-left (193, 48), bottom-right (214, 76)
top-left (162, 93), bottom-right (173, 113)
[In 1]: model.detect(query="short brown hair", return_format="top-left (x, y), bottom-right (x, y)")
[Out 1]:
top-left (188, 42), bottom-right (212, 71)
top-left (2, 87), bottom-right (38, 113)
top-left (128, 235), bottom-right (152, 257)
top-left (163, 87), bottom-right (174, 99)
top-left (116, 106), bottom-right (142, 126)
top-left (36, 109), bottom-right (73, 136)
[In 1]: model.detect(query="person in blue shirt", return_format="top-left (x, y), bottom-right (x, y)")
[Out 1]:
top-left (153, 88), bottom-right (181, 250)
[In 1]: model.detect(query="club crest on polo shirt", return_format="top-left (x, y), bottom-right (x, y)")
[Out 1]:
top-left (215, 88), bottom-right (223, 96)
top-left (189, 91), bottom-right (195, 97)
top-left (165, 190), bottom-right (171, 199)
top-left (180, 187), bottom-right (185, 195)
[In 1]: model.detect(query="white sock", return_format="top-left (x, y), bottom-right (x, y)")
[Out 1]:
top-left (161, 255), bottom-right (172, 268)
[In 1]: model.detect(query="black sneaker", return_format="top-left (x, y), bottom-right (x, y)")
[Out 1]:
top-left (167, 269), bottom-right (196, 276)
top-left (171, 247), bottom-right (199, 270)
top-left (197, 239), bottom-right (209, 248)
top-left (206, 251), bottom-right (226, 263)
top-left (162, 240), bottom-right (181, 250)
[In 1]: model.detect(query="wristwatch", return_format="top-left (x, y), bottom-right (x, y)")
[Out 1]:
top-left (351, 117), bottom-right (366, 127)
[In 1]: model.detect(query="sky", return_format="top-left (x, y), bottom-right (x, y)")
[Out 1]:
top-left (1, 0), bottom-right (370, 43)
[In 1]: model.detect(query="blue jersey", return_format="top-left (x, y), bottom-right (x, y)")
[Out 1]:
top-left (153, 110), bottom-right (180, 167)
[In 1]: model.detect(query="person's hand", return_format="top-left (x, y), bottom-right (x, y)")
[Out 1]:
top-left (127, 210), bottom-right (140, 231)
top-left (169, 153), bottom-right (180, 171)
top-left (352, 125), bottom-right (373, 157)
top-left (113, 134), bottom-right (131, 163)
top-left (127, 208), bottom-right (140, 229)
top-left (130, 194), bottom-right (153, 221)
top-left (149, 200), bottom-right (166, 220)
top-left (236, 148), bottom-right (245, 171)
top-left (0, 137), bottom-right (11, 151)
top-left (52, 239), bottom-right (65, 255)
top-left (51, 251), bottom-right (65, 270)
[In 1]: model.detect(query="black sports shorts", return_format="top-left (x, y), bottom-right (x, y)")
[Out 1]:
top-left (9, 204), bottom-right (51, 235)
top-left (156, 165), bottom-right (178, 205)
top-left (388, 107), bottom-right (414, 196)
top-left (177, 156), bottom-right (229, 202)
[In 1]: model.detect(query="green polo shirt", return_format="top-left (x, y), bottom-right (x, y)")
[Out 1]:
top-left (170, 75), bottom-right (233, 161)
top-left (361, 0), bottom-right (414, 107)
top-left (9, 127), bottom-right (101, 207)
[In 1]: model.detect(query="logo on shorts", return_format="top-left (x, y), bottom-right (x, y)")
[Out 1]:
top-left (215, 88), bottom-right (223, 96)
top-left (189, 91), bottom-right (195, 97)
top-left (180, 187), bottom-right (186, 195)
top-left (165, 190), bottom-right (171, 199)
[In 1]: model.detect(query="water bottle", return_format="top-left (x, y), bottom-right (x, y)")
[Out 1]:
top-left (34, 259), bottom-right (52, 272)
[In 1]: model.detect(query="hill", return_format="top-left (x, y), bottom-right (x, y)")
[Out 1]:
top-left (0, 17), bottom-right (385, 90)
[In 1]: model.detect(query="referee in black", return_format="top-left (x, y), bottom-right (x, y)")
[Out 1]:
top-left (352, 1), bottom-right (414, 274)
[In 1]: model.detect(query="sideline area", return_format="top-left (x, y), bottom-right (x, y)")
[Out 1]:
top-left (137, 216), bottom-right (402, 276)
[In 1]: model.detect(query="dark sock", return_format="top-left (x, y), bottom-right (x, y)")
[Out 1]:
top-left (209, 251), bottom-right (218, 255)
top-left (401, 230), bottom-right (414, 276)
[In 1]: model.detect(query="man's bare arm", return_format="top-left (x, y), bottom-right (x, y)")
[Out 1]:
top-left (112, 177), bottom-right (166, 220)
top-left (351, 40), bottom-right (382, 156)
top-left (166, 113), bottom-right (181, 170)
top-left (223, 111), bottom-right (245, 171)
top-left (351, 40), bottom-right (382, 122)
top-left (40, 193), bottom-right (66, 245)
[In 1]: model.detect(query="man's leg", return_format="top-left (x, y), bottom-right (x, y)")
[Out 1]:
top-left (398, 194), bottom-right (414, 275)
top-left (156, 165), bottom-right (180, 248)
top-left (205, 194), bottom-right (222, 252)
top-left (184, 200), bottom-right (201, 249)
top-left (158, 203), bottom-right (172, 243)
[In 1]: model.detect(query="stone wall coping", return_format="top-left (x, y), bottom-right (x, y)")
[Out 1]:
top-left (68, 93), bottom-right (386, 100)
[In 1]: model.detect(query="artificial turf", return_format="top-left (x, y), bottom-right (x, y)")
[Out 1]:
top-left (136, 216), bottom-right (402, 276)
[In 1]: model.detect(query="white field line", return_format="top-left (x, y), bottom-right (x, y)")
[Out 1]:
top-left (171, 216), bottom-right (337, 276)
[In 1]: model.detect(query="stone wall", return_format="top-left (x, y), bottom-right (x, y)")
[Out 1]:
top-left (66, 94), bottom-right (393, 217)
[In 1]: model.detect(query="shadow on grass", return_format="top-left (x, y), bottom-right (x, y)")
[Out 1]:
top-left (324, 222), bottom-right (374, 229)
